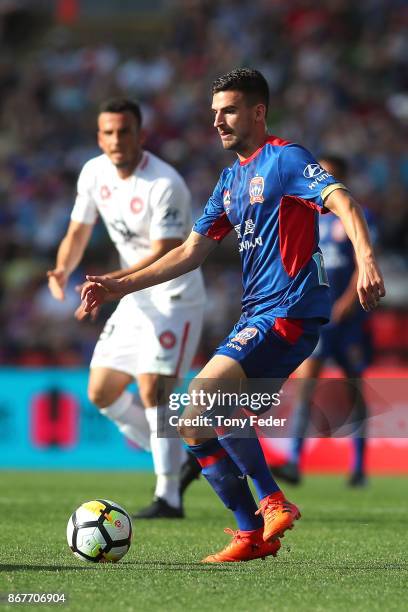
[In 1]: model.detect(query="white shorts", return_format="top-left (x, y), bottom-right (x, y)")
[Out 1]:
top-left (90, 296), bottom-right (204, 378)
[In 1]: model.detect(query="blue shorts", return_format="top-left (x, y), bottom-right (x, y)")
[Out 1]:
top-left (214, 313), bottom-right (322, 379)
top-left (312, 316), bottom-right (372, 375)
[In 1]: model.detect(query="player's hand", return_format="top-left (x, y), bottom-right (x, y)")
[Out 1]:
top-left (81, 275), bottom-right (127, 312)
top-left (74, 282), bottom-right (100, 321)
top-left (357, 257), bottom-right (386, 311)
top-left (47, 268), bottom-right (68, 300)
top-left (74, 302), bottom-right (100, 321)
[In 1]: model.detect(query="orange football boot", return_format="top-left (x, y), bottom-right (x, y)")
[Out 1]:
top-left (201, 527), bottom-right (281, 563)
top-left (256, 491), bottom-right (301, 542)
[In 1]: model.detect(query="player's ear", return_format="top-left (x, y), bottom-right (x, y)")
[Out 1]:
top-left (96, 116), bottom-right (104, 149)
top-left (97, 128), bottom-right (105, 151)
top-left (254, 103), bottom-right (266, 123)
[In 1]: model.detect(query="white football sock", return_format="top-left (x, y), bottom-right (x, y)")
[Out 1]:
top-left (100, 391), bottom-right (150, 451)
top-left (145, 405), bottom-right (186, 509)
top-left (155, 474), bottom-right (180, 509)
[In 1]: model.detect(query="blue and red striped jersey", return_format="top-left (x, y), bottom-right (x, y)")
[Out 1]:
top-left (193, 136), bottom-right (343, 320)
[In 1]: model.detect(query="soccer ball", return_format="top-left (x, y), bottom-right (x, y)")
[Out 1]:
top-left (67, 499), bottom-right (132, 563)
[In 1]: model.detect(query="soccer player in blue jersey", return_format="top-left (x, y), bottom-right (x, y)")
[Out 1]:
top-left (271, 155), bottom-right (376, 487)
top-left (80, 69), bottom-right (385, 563)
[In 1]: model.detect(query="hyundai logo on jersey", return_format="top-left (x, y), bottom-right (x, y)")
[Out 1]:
top-left (303, 164), bottom-right (325, 179)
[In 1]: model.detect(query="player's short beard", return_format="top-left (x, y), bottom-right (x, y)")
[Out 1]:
top-left (224, 135), bottom-right (249, 154)
top-left (221, 134), bottom-right (241, 151)
top-left (111, 151), bottom-right (141, 171)
top-left (113, 159), bottom-right (131, 169)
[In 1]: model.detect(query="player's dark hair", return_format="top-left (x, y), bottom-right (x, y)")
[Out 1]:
top-left (98, 98), bottom-right (142, 127)
top-left (212, 68), bottom-right (269, 115)
top-left (318, 154), bottom-right (348, 178)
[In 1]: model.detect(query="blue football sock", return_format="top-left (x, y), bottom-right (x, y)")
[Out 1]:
top-left (217, 433), bottom-right (280, 501)
top-left (352, 437), bottom-right (365, 474)
top-left (348, 380), bottom-right (367, 475)
top-left (291, 437), bottom-right (305, 465)
top-left (188, 439), bottom-right (263, 531)
top-left (290, 400), bottom-right (310, 464)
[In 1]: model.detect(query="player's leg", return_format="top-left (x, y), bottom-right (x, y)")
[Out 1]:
top-left (88, 367), bottom-right (150, 450)
top-left (335, 321), bottom-right (370, 486)
top-left (132, 302), bottom-right (204, 518)
top-left (180, 354), bottom-right (280, 562)
top-left (272, 356), bottom-right (323, 485)
top-left (346, 375), bottom-right (368, 486)
top-left (209, 316), bottom-right (322, 543)
top-left (133, 372), bottom-right (185, 518)
top-left (88, 304), bottom-right (151, 450)
top-left (194, 357), bottom-right (283, 506)
top-left (340, 343), bottom-right (369, 485)
top-left (181, 355), bottom-right (263, 533)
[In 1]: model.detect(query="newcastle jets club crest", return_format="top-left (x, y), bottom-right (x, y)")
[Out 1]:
top-left (249, 175), bottom-right (265, 205)
top-left (231, 327), bottom-right (258, 346)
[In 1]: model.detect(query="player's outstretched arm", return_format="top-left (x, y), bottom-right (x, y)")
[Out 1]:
top-left (97, 238), bottom-right (184, 281)
top-left (75, 238), bottom-right (183, 320)
top-left (81, 231), bottom-right (216, 312)
top-left (324, 189), bottom-right (385, 311)
top-left (47, 221), bottom-right (93, 300)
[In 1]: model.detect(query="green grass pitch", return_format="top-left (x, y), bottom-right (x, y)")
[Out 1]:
top-left (0, 472), bottom-right (407, 611)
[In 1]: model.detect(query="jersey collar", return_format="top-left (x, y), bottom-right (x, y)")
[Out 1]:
top-left (239, 135), bottom-right (288, 166)
top-left (239, 136), bottom-right (269, 166)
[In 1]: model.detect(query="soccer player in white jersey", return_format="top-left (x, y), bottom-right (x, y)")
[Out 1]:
top-left (47, 98), bottom-right (206, 518)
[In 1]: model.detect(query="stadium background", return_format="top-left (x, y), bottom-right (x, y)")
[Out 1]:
top-left (0, 0), bottom-right (407, 472)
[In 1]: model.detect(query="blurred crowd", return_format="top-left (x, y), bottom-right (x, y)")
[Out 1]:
top-left (0, 0), bottom-right (407, 366)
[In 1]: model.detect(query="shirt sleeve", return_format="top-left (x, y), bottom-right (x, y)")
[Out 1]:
top-left (149, 176), bottom-right (190, 241)
top-left (70, 162), bottom-right (98, 225)
top-left (278, 144), bottom-right (346, 213)
top-left (193, 170), bottom-right (233, 241)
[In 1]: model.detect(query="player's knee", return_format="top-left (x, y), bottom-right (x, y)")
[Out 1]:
top-left (176, 411), bottom-right (191, 439)
top-left (177, 403), bottom-right (206, 441)
top-left (178, 429), bottom-right (207, 447)
top-left (177, 420), bottom-right (191, 440)
top-left (138, 375), bottom-right (161, 408)
top-left (88, 385), bottom-right (118, 409)
top-left (139, 389), bottom-right (157, 408)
